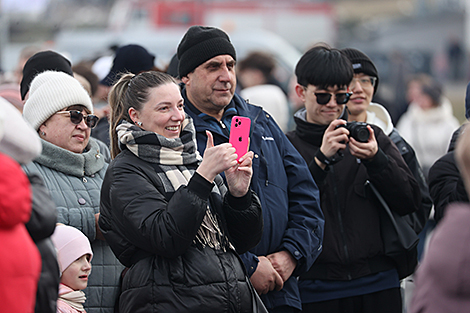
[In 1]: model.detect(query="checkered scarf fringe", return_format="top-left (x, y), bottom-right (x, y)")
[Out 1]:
top-left (117, 117), bottom-right (231, 251)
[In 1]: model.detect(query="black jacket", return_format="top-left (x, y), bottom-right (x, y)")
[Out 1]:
top-left (389, 129), bottom-right (433, 234)
top-left (25, 173), bottom-right (59, 313)
top-left (286, 112), bottom-right (421, 281)
top-left (99, 149), bottom-right (263, 313)
top-left (428, 124), bottom-right (468, 223)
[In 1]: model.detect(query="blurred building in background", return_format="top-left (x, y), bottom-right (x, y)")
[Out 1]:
top-left (0, 0), bottom-right (468, 120)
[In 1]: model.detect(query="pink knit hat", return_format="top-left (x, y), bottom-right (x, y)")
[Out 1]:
top-left (50, 225), bottom-right (93, 273)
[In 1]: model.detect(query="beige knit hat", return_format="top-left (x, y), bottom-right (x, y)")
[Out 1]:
top-left (23, 71), bottom-right (93, 130)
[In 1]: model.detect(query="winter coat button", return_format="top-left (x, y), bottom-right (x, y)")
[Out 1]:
top-left (78, 198), bottom-right (86, 205)
top-left (294, 251), bottom-right (300, 257)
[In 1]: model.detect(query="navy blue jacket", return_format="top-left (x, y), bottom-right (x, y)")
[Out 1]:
top-left (183, 90), bottom-right (324, 310)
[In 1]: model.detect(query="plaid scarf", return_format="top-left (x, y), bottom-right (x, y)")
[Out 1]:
top-left (117, 117), bottom-right (231, 251)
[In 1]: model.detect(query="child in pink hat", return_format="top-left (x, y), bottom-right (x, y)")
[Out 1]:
top-left (51, 225), bottom-right (93, 313)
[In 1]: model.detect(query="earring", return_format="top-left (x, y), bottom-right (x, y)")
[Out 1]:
top-left (40, 131), bottom-right (46, 136)
top-left (137, 122), bottom-right (143, 126)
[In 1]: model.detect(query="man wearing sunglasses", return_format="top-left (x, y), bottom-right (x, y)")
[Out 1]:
top-left (286, 44), bottom-right (421, 313)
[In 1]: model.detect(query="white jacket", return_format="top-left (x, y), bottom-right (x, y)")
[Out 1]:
top-left (396, 98), bottom-right (460, 174)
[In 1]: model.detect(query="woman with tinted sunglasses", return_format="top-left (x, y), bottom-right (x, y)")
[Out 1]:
top-left (22, 71), bottom-right (124, 313)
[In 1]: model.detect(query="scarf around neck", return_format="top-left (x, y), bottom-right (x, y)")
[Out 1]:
top-left (59, 284), bottom-right (86, 312)
top-left (117, 116), bottom-right (232, 251)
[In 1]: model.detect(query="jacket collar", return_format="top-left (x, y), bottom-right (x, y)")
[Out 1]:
top-left (293, 108), bottom-right (328, 147)
top-left (181, 87), bottom-right (263, 134)
top-left (35, 138), bottom-right (105, 177)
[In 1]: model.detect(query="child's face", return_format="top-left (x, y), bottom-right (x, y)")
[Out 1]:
top-left (62, 254), bottom-right (92, 291)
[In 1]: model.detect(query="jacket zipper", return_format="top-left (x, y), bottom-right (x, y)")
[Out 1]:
top-left (219, 120), bottom-right (230, 137)
top-left (331, 166), bottom-right (352, 280)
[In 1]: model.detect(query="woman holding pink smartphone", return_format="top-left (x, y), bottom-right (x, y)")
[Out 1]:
top-left (99, 71), bottom-right (264, 313)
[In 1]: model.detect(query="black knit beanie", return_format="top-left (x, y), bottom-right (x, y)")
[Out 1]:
top-left (100, 44), bottom-right (156, 87)
top-left (20, 50), bottom-right (73, 100)
top-left (341, 48), bottom-right (379, 95)
top-left (177, 26), bottom-right (236, 78)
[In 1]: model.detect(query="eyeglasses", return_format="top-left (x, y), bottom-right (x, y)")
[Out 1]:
top-left (350, 76), bottom-right (377, 89)
top-left (314, 92), bottom-right (352, 105)
top-left (56, 110), bottom-right (99, 128)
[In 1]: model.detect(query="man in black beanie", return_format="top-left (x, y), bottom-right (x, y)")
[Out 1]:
top-left (20, 50), bottom-right (73, 101)
top-left (178, 25), bottom-right (325, 313)
top-left (341, 47), bottom-right (431, 235)
top-left (342, 48), bottom-right (433, 310)
top-left (286, 44), bottom-right (420, 313)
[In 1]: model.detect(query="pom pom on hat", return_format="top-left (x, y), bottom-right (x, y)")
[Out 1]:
top-left (50, 225), bottom-right (93, 274)
top-left (23, 71), bottom-right (93, 131)
top-left (177, 25), bottom-right (236, 78)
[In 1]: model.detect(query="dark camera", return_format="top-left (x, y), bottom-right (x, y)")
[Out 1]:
top-left (336, 122), bottom-right (370, 143)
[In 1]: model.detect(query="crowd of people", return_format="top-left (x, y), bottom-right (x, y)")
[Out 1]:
top-left (1, 24), bottom-right (469, 313)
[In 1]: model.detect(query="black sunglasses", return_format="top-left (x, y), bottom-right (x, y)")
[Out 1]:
top-left (314, 92), bottom-right (352, 105)
top-left (56, 110), bottom-right (99, 128)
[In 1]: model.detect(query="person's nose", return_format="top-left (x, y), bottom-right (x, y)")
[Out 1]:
top-left (351, 79), bottom-right (363, 93)
top-left (76, 117), bottom-right (89, 129)
top-left (218, 65), bottom-right (232, 82)
top-left (325, 94), bottom-right (338, 107)
top-left (82, 259), bottom-right (91, 271)
top-left (171, 108), bottom-right (185, 121)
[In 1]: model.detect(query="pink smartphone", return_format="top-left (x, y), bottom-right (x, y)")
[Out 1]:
top-left (229, 116), bottom-right (251, 162)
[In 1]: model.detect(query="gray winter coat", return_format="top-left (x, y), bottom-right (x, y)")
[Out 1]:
top-left (23, 138), bottom-right (124, 313)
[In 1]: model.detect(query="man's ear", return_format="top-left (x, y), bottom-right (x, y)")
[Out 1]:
top-left (181, 76), bottom-right (189, 85)
top-left (295, 84), bottom-right (306, 101)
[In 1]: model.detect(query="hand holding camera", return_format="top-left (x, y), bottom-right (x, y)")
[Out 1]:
top-left (338, 122), bottom-right (378, 160)
top-left (320, 119), bottom-right (351, 159)
top-left (318, 120), bottom-right (378, 165)
top-left (335, 121), bottom-right (370, 143)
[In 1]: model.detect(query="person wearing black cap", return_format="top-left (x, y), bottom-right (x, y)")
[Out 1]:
top-left (20, 50), bottom-right (74, 101)
top-left (341, 47), bottom-right (432, 235)
top-left (178, 25), bottom-right (325, 313)
top-left (342, 48), bottom-right (434, 311)
top-left (286, 44), bottom-right (421, 313)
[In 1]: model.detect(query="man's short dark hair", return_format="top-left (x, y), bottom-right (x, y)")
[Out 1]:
top-left (295, 44), bottom-right (353, 90)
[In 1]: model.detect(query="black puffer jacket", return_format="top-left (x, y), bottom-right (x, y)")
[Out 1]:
top-left (286, 110), bottom-right (421, 281)
top-left (99, 149), bottom-right (263, 313)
